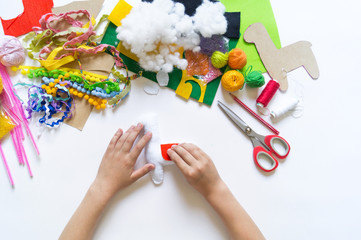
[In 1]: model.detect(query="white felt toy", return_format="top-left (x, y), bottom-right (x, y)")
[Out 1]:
top-left (142, 114), bottom-right (174, 185)
top-left (116, 0), bottom-right (227, 73)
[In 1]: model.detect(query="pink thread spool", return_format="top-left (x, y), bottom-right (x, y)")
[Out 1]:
top-left (256, 79), bottom-right (280, 108)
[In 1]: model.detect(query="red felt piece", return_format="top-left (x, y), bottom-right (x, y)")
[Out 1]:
top-left (1, 0), bottom-right (54, 37)
top-left (160, 143), bottom-right (178, 161)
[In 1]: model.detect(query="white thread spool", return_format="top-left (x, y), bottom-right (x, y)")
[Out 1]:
top-left (270, 97), bottom-right (300, 119)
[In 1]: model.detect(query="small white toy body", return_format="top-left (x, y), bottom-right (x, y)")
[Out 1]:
top-left (142, 114), bottom-right (174, 185)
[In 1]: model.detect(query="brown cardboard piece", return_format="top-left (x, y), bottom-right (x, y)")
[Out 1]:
top-left (62, 52), bottom-right (115, 131)
top-left (49, 0), bottom-right (112, 131)
top-left (244, 22), bottom-right (319, 91)
top-left (52, 0), bottom-right (105, 17)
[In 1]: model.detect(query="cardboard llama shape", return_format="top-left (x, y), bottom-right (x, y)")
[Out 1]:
top-left (244, 22), bottom-right (319, 91)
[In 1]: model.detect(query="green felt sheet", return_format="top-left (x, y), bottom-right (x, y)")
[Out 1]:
top-left (101, 22), bottom-right (222, 106)
top-left (220, 0), bottom-right (281, 73)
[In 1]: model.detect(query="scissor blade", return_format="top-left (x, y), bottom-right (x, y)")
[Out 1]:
top-left (218, 101), bottom-right (249, 133)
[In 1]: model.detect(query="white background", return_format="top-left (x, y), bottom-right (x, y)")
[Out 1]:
top-left (1, 0), bottom-right (361, 239)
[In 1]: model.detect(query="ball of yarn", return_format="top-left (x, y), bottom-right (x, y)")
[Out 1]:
top-left (245, 71), bottom-right (265, 88)
top-left (228, 48), bottom-right (247, 70)
top-left (221, 70), bottom-right (244, 92)
top-left (0, 36), bottom-right (26, 67)
top-left (211, 51), bottom-right (229, 69)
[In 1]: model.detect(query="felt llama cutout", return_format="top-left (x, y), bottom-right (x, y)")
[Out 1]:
top-left (142, 114), bottom-right (176, 185)
top-left (244, 22), bottom-right (319, 91)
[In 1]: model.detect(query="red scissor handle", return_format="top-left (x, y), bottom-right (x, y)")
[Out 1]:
top-left (253, 146), bottom-right (279, 172)
top-left (264, 135), bottom-right (290, 159)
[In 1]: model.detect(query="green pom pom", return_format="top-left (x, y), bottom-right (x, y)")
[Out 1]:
top-left (211, 51), bottom-right (229, 69)
top-left (245, 71), bottom-right (265, 88)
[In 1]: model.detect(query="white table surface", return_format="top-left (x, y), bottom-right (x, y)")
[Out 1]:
top-left (1, 0), bottom-right (361, 239)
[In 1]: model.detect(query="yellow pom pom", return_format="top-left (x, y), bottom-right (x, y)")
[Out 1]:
top-left (84, 94), bottom-right (89, 100)
top-left (95, 105), bottom-right (101, 110)
top-left (88, 98), bottom-right (94, 104)
top-left (54, 79), bottom-right (60, 84)
top-left (221, 70), bottom-right (245, 92)
top-left (78, 92), bottom-right (84, 98)
top-left (211, 51), bottom-right (229, 69)
top-left (49, 82), bottom-right (55, 87)
top-left (101, 104), bottom-right (106, 109)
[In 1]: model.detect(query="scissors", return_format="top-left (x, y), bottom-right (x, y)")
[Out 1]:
top-left (218, 101), bottom-right (290, 172)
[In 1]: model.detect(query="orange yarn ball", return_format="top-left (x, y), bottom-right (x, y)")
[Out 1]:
top-left (221, 70), bottom-right (245, 92)
top-left (228, 48), bottom-right (247, 70)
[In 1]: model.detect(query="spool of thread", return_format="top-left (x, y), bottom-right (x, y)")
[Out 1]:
top-left (256, 79), bottom-right (280, 108)
top-left (228, 48), bottom-right (247, 70)
top-left (221, 70), bottom-right (244, 92)
top-left (244, 66), bottom-right (265, 88)
top-left (270, 97), bottom-right (299, 118)
top-left (211, 51), bottom-right (229, 69)
top-left (0, 36), bottom-right (26, 67)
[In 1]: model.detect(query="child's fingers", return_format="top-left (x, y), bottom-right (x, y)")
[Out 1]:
top-left (168, 148), bottom-right (191, 173)
top-left (107, 128), bottom-right (123, 151)
top-left (170, 145), bottom-right (196, 166)
top-left (130, 164), bottom-right (154, 181)
top-left (129, 132), bottom-right (152, 160)
top-left (180, 143), bottom-right (204, 161)
top-left (122, 123), bottom-right (144, 153)
top-left (114, 125), bottom-right (134, 153)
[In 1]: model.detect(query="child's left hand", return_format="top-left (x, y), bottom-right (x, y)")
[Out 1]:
top-left (92, 123), bottom-right (155, 199)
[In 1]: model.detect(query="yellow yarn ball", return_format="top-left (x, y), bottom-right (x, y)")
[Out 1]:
top-left (221, 70), bottom-right (245, 92)
top-left (211, 51), bottom-right (229, 69)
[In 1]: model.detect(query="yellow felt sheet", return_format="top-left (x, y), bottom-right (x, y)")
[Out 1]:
top-left (108, 0), bottom-right (133, 26)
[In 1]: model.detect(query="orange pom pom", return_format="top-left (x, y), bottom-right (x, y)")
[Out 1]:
top-left (228, 48), bottom-right (247, 70)
top-left (221, 70), bottom-right (245, 92)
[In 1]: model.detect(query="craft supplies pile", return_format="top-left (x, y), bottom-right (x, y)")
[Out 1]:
top-left (0, 0), bottom-right (319, 186)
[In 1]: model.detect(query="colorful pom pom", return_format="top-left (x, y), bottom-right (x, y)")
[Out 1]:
top-left (221, 70), bottom-right (245, 92)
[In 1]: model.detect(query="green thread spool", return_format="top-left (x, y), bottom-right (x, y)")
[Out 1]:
top-left (244, 66), bottom-right (265, 88)
top-left (211, 51), bottom-right (229, 69)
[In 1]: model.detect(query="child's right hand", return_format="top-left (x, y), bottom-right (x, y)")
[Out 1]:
top-left (167, 143), bottom-right (225, 198)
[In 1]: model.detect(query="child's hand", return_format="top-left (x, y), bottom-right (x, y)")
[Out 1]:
top-left (92, 123), bottom-right (155, 199)
top-left (167, 143), bottom-right (224, 198)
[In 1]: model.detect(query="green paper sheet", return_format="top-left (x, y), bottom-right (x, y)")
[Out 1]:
top-left (220, 0), bottom-right (281, 73)
top-left (101, 22), bottom-right (222, 106)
